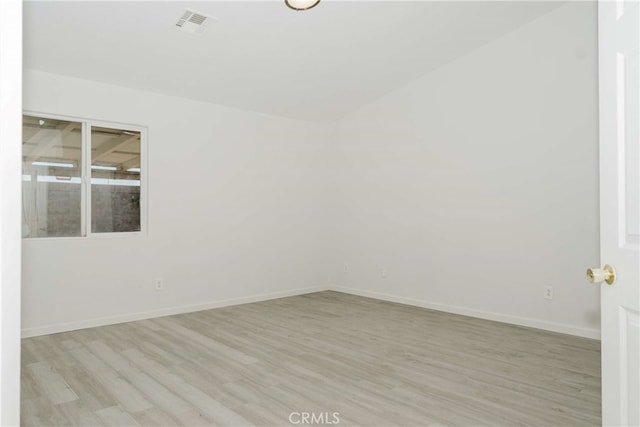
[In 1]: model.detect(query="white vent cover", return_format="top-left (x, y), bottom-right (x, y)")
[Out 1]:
top-left (175, 10), bottom-right (212, 35)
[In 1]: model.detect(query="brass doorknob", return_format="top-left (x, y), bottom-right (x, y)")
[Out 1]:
top-left (586, 264), bottom-right (616, 285)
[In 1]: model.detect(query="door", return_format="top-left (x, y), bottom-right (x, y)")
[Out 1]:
top-left (597, 0), bottom-right (640, 425)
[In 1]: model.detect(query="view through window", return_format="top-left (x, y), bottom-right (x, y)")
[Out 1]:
top-left (22, 114), bottom-right (144, 238)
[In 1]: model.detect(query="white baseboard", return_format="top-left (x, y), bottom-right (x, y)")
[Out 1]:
top-left (329, 286), bottom-right (601, 340)
top-left (22, 285), bottom-right (600, 340)
top-left (21, 285), bottom-right (329, 338)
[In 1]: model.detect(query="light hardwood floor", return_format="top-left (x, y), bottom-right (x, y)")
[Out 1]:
top-left (21, 291), bottom-right (601, 426)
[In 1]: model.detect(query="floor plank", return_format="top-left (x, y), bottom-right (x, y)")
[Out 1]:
top-left (21, 291), bottom-right (601, 426)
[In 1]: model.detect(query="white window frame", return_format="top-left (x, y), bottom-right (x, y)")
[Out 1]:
top-left (23, 111), bottom-right (148, 240)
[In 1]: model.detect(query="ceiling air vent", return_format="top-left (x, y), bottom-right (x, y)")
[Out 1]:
top-left (175, 10), bottom-right (212, 35)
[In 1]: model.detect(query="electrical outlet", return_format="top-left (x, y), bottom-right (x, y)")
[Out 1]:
top-left (544, 285), bottom-right (553, 300)
top-left (155, 278), bottom-right (164, 291)
top-left (343, 262), bottom-right (349, 273)
top-left (381, 268), bottom-right (388, 278)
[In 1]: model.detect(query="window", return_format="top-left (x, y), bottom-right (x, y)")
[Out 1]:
top-left (22, 114), bottom-right (145, 238)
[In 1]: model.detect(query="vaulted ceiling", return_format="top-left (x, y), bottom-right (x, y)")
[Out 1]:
top-left (24, 1), bottom-right (562, 122)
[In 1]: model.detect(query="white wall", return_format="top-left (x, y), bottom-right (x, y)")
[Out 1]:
top-left (22, 69), bottom-right (332, 336)
top-left (0, 0), bottom-right (22, 423)
top-left (327, 3), bottom-right (601, 338)
top-left (22, 2), bottom-right (601, 340)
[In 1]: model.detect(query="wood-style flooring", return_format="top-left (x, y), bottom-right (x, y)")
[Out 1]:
top-left (21, 291), bottom-right (601, 426)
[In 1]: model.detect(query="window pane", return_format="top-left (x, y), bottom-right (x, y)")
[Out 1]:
top-left (22, 115), bottom-right (82, 238)
top-left (90, 126), bottom-right (141, 233)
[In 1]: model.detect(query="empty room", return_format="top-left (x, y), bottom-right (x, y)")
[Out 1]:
top-left (0, 0), bottom-right (638, 426)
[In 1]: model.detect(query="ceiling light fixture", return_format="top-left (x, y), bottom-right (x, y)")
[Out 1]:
top-left (32, 161), bottom-right (73, 168)
top-left (285, 0), bottom-right (320, 11)
top-left (91, 165), bottom-right (118, 171)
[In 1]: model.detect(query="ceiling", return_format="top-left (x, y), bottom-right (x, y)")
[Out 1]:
top-left (24, 1), bottom-right (562, 123)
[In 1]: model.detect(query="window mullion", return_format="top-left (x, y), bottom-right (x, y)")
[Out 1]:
top-left (82, 122), bottom-right (91, 237)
